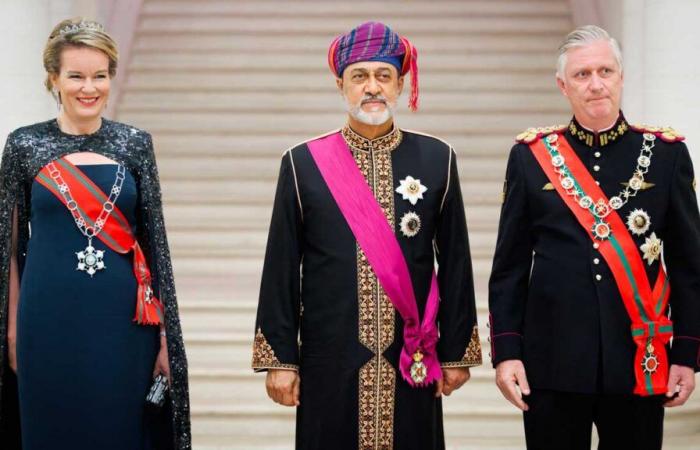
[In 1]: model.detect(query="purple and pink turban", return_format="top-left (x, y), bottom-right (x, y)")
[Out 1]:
top-left (328, 21), bottom-right (419, 112)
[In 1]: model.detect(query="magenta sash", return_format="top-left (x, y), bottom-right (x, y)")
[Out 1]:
top-left (307, 131), bottom-right (441, 386)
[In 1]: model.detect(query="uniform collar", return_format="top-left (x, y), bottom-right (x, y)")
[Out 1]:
top-left (567, 112), bottom-right (629, 147)
top-left (341, 124), bottom-right (403, 152)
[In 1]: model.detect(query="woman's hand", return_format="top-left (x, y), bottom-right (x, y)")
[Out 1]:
top-left (7, 330), bottom-right (17, 373)
top-left (152, 332), bottom-right (170, 384)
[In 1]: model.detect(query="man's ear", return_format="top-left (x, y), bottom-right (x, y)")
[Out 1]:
top-left (397, 75), bottom-right (405, 95)
top-left (556, 75), bottom-right (568, 97)
top-left (336, 77), bottom-right (343, 92)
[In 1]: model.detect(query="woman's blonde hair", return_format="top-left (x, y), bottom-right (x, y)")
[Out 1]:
top-left (43, 18), bottom-right (119, 93)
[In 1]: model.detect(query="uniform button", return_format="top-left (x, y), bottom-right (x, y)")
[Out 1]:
top-left (595, 181), bottom-right (600, 185)
top-left (593, 165), bottom-right (601, 172)
top-left (596, 274), bottom-right (602, 281)
top-left (594, 258), bottom-right (600, 264)
top-left (593, 243), bottom-right (600, 249)
top-left (595, 152), bottom-right (601, 158)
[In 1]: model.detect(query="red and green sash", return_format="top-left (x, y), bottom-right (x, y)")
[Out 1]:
top-left (529, 133), bottom-right (672, 396)
top-left (36, 157), bottom-right (164, 326)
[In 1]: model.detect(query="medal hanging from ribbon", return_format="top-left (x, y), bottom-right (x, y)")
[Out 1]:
top-left (528, 132), bottom-right (672, 396)
top-left (307, 132), bottom-right (441, 387)
top-left (36, 157), bottom-right (164, 326)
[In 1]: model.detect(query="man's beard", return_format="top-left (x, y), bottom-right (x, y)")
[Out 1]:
top-left (345, 94), bottom-right (396, 126)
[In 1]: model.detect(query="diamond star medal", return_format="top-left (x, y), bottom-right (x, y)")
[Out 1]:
top-left (76, 238), bottom-right (106, 277)
top-left (626, 209), bottom-right (651, 236)
top-left (410, 350), bottom-right (427, 384)
top-left (640, 232), bottom-right (662, 265)
top-left (396, 176), bottom-right (428, 205)
top-left (400, 212), bottom-right (421, 238)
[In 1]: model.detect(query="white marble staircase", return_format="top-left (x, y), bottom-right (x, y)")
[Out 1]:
top-left (115, 1), bottom-right (700, 448)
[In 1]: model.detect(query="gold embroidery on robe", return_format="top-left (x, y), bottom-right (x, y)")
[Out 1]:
top-left (345, 126), bottom-right (400, 450)
top-left (251, 328), bottom-right (299, 370)
top-left (441, 325), bottom-right (483, 368)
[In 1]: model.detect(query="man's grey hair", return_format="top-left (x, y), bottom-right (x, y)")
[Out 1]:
top-left (556, 25), bottom-right (623, 78)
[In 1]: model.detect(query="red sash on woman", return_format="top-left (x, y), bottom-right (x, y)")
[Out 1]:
top-left (307, 132), bottom-right (441, 387)
top-left (36, 157), bottom-right (164, 326)
top-left (529, 133), bottom-right (671, 396)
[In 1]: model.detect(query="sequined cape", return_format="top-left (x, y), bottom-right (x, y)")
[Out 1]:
top-left (0, 119), bottom-right (191, 449)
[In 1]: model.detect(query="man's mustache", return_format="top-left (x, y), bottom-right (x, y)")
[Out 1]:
top-left (360, 95), bottom-right (387, 105)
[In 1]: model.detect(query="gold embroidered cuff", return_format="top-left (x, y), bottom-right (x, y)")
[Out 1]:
top-left (440, 325), bottom-right (483, 368)
top-left (251, 328), bottom-right (299, 371)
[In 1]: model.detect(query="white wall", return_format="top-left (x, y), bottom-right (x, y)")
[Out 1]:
top-left (571, 0), bottom-right (700, 171)
top-left (0, 0), bottom-right (99, 144)
top-left (620, 0), bottom-right (700, 153)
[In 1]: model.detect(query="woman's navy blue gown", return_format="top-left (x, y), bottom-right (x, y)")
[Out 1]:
top-left (16, 163), bottom-right (159, 449)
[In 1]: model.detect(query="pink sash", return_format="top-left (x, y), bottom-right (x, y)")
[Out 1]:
top-left (307, 132), bottom-right (441, 386)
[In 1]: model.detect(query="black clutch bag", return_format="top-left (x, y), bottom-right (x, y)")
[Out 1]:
top-left (146, 374), bottom-right (169, 408)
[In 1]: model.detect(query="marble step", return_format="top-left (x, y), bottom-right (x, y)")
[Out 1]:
top-left (154, 154), bottom-right (511, 182)
top-left (146, 134), bottom-right (530, 158)
top-left (161, 203), bottom-right (503, 232)
top-left (138, 16), bottom-right (570, 36)
top-left (172, 260), bottom-right (494, 308)
top-left (169, 251), bottom-right (496, 277)
top-left (165, 228), bottom-right (497, 259)
top-left (158, 178), bottom-right (503, 206)
top-left (121, 91), bottom-right (568, 115)
top-left (179, 300), bottom-right (493, 335)
top-left (135, 33), bottom-right (564, 54)
top-left (189, 401), bottom-right (700, 448)
top-left (142, 0), bottom-right (569, 18)
top-left (184, 331), bottom-right (494, 370)
top-left (129, 51), bottom-right (557, 73)
top-left (118, 111), bottom-right (567, 136)
top-left (124, 71), bottom-right (563, 93)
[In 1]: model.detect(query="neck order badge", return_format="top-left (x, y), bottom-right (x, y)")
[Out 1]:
top-left (36, 156), bottom-right (164, 326)
top-left (528, 132), bottom-right (672, 396)
top-left (307, 131), bottom-right (441, 387)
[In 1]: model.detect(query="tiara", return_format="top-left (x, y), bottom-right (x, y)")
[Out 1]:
top-left (59, 20), bottom-right (104, 36)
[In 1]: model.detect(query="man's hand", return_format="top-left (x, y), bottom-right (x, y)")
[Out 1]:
top-left (664, 364), bottom-right (696, 407)
top-left (495, 359), bottom-right (530, 411)
top-left (435, 367), bottom-right (471, 397)
top-left (266, 369), bottom-right (300, 406)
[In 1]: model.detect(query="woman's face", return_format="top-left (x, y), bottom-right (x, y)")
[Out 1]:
top-left (51, 46), bottom-right (111, 123)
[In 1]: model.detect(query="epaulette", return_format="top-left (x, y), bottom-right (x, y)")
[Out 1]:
top-left (515, 124), bottom-right (567, 144)
top-left (629, 124), bottom-right (685, 143)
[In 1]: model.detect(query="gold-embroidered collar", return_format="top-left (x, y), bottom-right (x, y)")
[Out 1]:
top-left (568, 114), bottom-right (629, 147)
top-left (341, 125), bottom-right (403, 152)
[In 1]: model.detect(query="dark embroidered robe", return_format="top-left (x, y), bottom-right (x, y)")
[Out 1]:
top-left (253, 125), bottom-right (481, 450)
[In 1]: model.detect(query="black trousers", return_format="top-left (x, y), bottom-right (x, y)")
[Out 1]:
top-left (522, 389), bottom-right (665, 450)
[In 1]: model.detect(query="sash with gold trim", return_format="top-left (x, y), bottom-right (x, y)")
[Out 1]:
top-left (36, 157), bottom-right (164, 326)
top-left (528, 133), bottom-right (672, 396)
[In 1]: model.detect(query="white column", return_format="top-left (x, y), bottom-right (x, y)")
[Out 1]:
top-left (571, 0), bottom-right (700, 178)
top-left (0, 0), bottom-right (100, 144)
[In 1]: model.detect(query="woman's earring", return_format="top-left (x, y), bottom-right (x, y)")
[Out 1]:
top-left (52, 88), bottom-right (61, 110)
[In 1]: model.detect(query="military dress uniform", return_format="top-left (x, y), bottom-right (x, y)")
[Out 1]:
top-left (489, 113), bottom-right (700, 449)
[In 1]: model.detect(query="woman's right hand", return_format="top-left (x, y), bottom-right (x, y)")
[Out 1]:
top-left (7, 331), bottom-right (17, 373)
